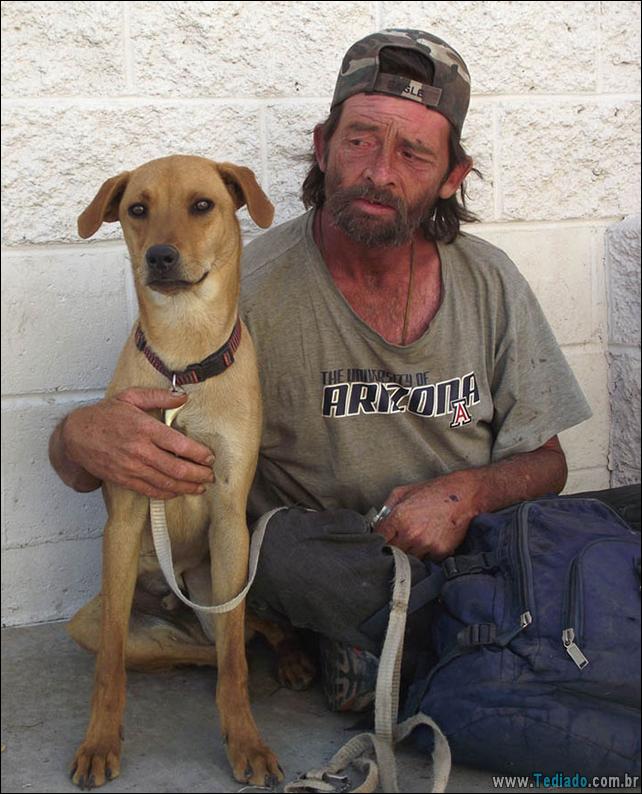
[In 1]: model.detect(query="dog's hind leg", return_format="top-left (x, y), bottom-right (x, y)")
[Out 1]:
top-left (70, 490), bottom-right (147, 789)
top-left (181, 564), bottom-right (316, 689)
top-left (68, 592), bottom-right (218, 673)
top-left (245, 612), bottom-right (317, 691)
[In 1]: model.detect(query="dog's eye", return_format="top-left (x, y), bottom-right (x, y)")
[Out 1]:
top-left (192, 199), bottom-right (214, 214)
top-left (128, 204), bottom-right (147, 218)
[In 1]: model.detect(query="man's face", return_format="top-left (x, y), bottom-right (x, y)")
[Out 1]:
top-left (316, 93), bottom-right (464, 246)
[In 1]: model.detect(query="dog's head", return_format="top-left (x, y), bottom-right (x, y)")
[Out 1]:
top-left (77, 155), bottom-right (274, 297)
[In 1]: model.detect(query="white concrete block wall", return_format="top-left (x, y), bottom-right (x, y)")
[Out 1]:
top-left (1, 1), bottom-right (640, 627)
top-left (606, 215), bottom-right (641, 486)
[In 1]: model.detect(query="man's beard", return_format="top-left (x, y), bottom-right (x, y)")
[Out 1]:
top-left (324, 179), bottom-right (438, 247)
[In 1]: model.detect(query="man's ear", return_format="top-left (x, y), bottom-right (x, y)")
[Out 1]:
top-left (77, 172), bottom-right (130, 239)
top-left (438, 157), bottom-right (473, 201)
top-left (313, 124), bottom-right (327, 174)
top-left (217, 163), bottom-right (274, 229)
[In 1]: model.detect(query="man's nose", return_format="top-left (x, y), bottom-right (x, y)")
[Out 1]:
top-left (363, 148), bottom-right (397, 187)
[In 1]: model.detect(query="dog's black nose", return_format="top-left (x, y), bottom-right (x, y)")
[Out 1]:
top-left (146, 244), bottom-right (180, 274)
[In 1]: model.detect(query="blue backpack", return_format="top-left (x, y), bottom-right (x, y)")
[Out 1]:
top-left (399, 497), bottom-right (641, 778)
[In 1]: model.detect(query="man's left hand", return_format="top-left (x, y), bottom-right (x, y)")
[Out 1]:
top-left (374, 473), bottom-right (475, 560)
top-left (373, 437), bottom-right (568, 560)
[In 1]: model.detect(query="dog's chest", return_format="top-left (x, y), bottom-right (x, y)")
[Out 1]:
top-left (169, 389), bottom-right (248, 488)
top-left (169, 387), bottom-right (225, 447)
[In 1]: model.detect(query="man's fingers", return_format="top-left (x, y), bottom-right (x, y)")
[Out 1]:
top-left (150, 422), bottom-right (215, 467)
top-left (137, 444), bottom-right (215, 486)
top-left (124, 477), bottom-right (179, 501)
top-left (374, 515), bottom-right (398, 543)
top-left (120, 460), bottom-right (209, 498)
top-left (117, 387), bottom-right (188, 412)
top-left (382, 484), bottom-right (416, 511)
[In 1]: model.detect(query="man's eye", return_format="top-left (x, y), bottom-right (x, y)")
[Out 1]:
top-left (192, 199), bottom-right (214, 213)
top-left (128, 204), bottom-right (147, 218)
top-left (401, 151), bottom-right (432, 168)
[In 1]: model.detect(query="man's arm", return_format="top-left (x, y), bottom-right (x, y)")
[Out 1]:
top-left (49, 416), bottom-right (103, 492)
top-left (375, 436), bottom-right (567, 559)
top-left (48, 388), bottom-right (217, 500)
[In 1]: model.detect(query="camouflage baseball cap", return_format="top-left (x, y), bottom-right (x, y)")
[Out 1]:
top-left (331, 29), bottom-right (471, 135)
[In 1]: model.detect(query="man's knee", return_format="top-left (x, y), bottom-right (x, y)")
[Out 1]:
top-left (249, 509), bottom-right (308, 613)
top-left (248, 507), bottom-right (390, 633)
top-left (251, 507), bottom-right (373, 588)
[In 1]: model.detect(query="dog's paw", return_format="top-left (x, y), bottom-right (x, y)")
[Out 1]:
top-left (70, 740), bottom-right (121, 789)
top-left (276, 640), bottom-right (317, 691)
top-left (227, 736), bottom-right (284, 787)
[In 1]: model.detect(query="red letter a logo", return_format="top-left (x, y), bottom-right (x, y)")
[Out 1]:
top-left (450, 398), bottom-right (472, 428)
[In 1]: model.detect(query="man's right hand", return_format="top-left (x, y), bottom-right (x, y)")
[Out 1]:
top-left (49, 388), bottom-right (216, 500)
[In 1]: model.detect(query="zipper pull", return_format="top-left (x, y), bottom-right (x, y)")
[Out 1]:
top-left (563, 628), bottom-right (589, 669)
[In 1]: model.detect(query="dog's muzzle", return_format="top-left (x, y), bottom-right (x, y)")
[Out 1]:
top-left (144, 244), bottom-right (208, 291)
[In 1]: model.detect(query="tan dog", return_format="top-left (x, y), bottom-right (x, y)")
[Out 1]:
top-left (68, 155), bottom-right (283, 788)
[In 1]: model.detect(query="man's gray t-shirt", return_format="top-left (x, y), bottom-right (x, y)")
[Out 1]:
top-left (240, 210), bottom-right (591, 520)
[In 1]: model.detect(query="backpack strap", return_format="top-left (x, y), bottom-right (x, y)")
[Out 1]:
top-left (360, 551), bottom-right (498, 641)
top-left (442, 551), bottom-right (497, 579)
top-left (360, 567), bottom-right (446, 641)
top-left (457, 623), bottom-right (497, 647)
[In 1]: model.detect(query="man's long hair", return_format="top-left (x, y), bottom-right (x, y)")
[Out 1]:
top-left (300, 48), bottom-right (480, 244)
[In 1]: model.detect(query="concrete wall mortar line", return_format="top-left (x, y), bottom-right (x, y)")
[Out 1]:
top-left (559, 342), bottom-right (610, 353)
top-left (597, 1), bottom-right (605, 94)
top-left (2, 391), bottom-right (106, 408)
top-left (1, 241), bottom-right (128, 254)
top-left (2, 96), bottom-right (335, 108)
top-left (472, 218), bottom-right (628, 232)
top-left (259, 105), bottom-right (270, 194)
top-left (122, 2), bottom-right (135, 92)
top-left (373, 0), bottom-right (382, 30)
top-left (4, 93), bottom-right (640, 108)
top-left (491, 104), bottom-right (502, 220)
top-left (1, 460), bottom-right (6, 547)
top-left (608, 342), bottom-right (642, 354)
top-left (4, 531), bottom-right (104, 552)
top-left (3, 221), bottom-right (629, 255)
top-left (590, 225), bottom-right (608, 345)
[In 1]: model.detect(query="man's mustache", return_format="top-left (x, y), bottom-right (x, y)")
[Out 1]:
top-left (329, 185), bottom-right (407, 217)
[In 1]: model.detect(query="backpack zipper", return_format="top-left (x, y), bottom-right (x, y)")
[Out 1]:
top-left (562, 557), bottom-right (589, 669)
top-left (562, 535), bottom-right (639, 670)
top-left (562, 627), bottom-right (589, 669)
top-left (515, 503), bottom-right (534, 630)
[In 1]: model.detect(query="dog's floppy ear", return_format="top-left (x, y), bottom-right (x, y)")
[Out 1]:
top-left (218, 163), bottom-right (274, 229)
top-left (77, 171), bottom-right (131, 239)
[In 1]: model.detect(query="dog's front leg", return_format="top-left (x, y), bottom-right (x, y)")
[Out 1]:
top-left (71, 490), bottom-right (148, 789)
top-left (209, 500), bottom-right (283, 786)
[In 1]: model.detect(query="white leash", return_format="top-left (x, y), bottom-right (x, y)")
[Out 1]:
top-left (149, 398), bottom-right (284, 614)
top-left (150, 500), bottom-right (282, 614)
top-left (283, 547), bottom-right (451, 794)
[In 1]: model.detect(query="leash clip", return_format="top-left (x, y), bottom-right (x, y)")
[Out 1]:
top-left (282, 772), bottom-right (350, 793)
top-left (170, 373), bottom-right (186, 395)
top-left (163, 375), bottom-right (187, 428)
